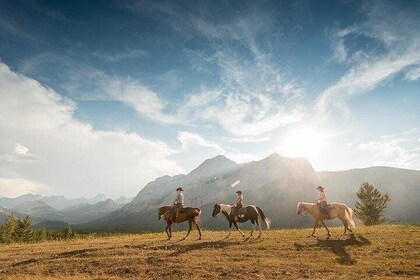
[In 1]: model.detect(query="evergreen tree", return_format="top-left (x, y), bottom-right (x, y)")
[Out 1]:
top-left (0, 215), bottom-right (19, 243)
top-left (18, 216), bottom-right (34, 242)
top-left (354, 182), bottom-right (391, 225)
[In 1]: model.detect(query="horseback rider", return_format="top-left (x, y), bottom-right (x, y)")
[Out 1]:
top-left (315, 186), bottom-right (329, 219)
top-left (232, 190), bottom-right (244, 218)
top-left (170, 187), bottom-right (184, 221)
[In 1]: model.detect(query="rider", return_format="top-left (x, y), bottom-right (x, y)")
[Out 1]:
top-left (170, 187), bottom-right (184, 221)
top-left (232, 190), bottom-right (244, 218)
top-left (315, 186), bottom-right (329, 219)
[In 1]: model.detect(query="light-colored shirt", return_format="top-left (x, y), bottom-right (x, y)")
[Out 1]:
top-left (236, 194), bottom-right (243, 205)
top-left (316, 191), bottom-right (326, 203)
top-left (174, 192), bottom-right (184, 205)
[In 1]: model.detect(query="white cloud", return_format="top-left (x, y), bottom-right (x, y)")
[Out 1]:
top-left (0, 178), bottom-right (46, 198)
top-left (404, 67), bottom-right (420, 81)
top-left (170, 131), bottom-right (225, 173)
top-left (0, 62), bottom-right (182, 198)
top-left (319, 2), bottom-right (420, 117)
top-left (20, 54), bottom-right (183, 125)
top-left (358, 129), bottom-right (420, 169)
top-left (118, 1), bottom-right (306, 137)
top-left (0, 143), bottom-right (44, 163)
top-left (177, 131), bottom-right (224, 154)
top-left (92, 48), bottom-right (147, 62)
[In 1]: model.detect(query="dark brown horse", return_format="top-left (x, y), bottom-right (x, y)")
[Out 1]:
top-left (158, 205), bottom-right (202, 240)
top-left (212, 203), bottom-right (271, 238)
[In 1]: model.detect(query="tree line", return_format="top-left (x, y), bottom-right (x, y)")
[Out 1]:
top-left (0, 215), bottom-right (76, 244)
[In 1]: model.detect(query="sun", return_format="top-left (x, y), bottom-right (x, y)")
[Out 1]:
top-left (278, 126), bottom-right (328, 160)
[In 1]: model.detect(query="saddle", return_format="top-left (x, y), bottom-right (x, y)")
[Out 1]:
top-left (233, 207), bottom-right (247, 221)
top-left (317, 203), bottom-right (331, 219)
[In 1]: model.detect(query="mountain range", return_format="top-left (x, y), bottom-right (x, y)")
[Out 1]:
top-left (0, 193), bottom-right (133, 228)
top-left (1, 154), bottom-right (419, 231)
top-left (78, 154), bottom-right (420, 232)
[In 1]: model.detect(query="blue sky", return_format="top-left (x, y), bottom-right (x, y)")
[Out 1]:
top-left (0, 0), bottom-right (419, 198)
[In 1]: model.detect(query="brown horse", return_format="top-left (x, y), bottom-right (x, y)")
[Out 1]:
top-left (296, 202), bottom-right (355, 237)
top-left (158, 205), bottom-right (202, 240)
top-left (212, 204), bottom-right (271, 238)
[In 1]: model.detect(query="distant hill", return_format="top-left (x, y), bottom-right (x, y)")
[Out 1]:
top-left (0, 193), bottom-right (109, 211)
top-left (79, 154), bottom-right (420, 232)
top-left (33, 220), bottom-right (70, 230)
top-left (115, 196), bottom-right (134, 206)
top-left (12, 200), bottom-right (67, 222)
top-left (63, 199), bottom-right (120, 223)
top-left (0, 193), bottom-right (42, 209)
top-left (0, 206), bottom-right (47, 224)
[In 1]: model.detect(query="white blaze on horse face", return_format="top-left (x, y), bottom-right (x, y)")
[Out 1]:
top-left (296, 202), bottom-right (302, 214)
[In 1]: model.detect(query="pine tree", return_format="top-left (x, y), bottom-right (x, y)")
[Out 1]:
top-left (19, 216), bottom-right (34, 242)
top-left (354, 182), bottom-right (391, 225)
top-left (0, 215), bottom-right (19, 243)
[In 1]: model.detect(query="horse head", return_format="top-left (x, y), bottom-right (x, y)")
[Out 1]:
top-left (157, 206), bottom-right (169, 220)
top-left (212, 204), bottom-right (221, 217)
top-left (296, 202), bottom-right (304, 215)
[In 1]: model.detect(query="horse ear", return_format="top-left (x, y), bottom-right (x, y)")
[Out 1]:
top-left (214, 204), bottom-right (217, 207)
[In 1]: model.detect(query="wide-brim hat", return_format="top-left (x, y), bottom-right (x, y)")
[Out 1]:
top-left (317, 186), bottom-right (324, 191)
top-left (236, 190), bottom-right (242, 194)
top-left (176, 187), bottom-right (184, 191)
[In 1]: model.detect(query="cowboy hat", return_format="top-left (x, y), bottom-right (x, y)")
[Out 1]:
top-left (236, 190), bottom-right (242, 194)
top-left (317, 186), bottom-right (324, 191)
top-left (176, 187), bottom-right (184, 191)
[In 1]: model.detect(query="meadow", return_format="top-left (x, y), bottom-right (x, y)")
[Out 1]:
top-left (0, 225), bottom-right (419, 279)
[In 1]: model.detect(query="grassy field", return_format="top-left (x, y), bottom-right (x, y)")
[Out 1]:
top-left (0, 225), bottom-right (419, 279)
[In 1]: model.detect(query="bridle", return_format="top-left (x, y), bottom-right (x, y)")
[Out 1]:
top-left (299, 202), bottom-right (316, 216)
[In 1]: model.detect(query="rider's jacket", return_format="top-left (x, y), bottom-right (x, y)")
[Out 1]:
top-left (173, 192), bottom-right (184, 205)
top-left (316, 191), bottom-right (326, 203)
top-left (235, 194), bottom-right (244, 205)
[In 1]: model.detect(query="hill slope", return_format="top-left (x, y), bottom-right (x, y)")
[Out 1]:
top-left (12, 200), bottom-right (67, 222)
top-left (0, 225), bottom-right (418, 279)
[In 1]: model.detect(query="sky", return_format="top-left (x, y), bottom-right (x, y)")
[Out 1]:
top-left (0, 0), bottom-right (419, 199)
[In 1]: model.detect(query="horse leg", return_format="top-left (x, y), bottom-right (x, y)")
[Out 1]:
top-left (165, 223), bottom-right (170, 240)
top-left (321, 220), bottom-right (331, 237)
top-left (168, 222), bottom-right (173, 239)
top-left (250, 220), bottom-right (255, 237)
top-left (226, 221), bottom-right (233, 239)
top-left (256, 219), bottom-right (262, 238)
top-left (342, 219), bottom-right (348, 235)
top-left (309, 221), bottom-right (318, 237)
top-left (233, 221), bottom-right (245, 237)
top-left (193, 219), bottom-right (202, 240)
top-left (183, 220), bottom-right (192, 240)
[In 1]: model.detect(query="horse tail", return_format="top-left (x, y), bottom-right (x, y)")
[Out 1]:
top-left (256, 207), bottom-right (271, 229)
top-left (194, 208), bottom-right (201, 216)
top-left (343, 204), bottom-right (356, 228)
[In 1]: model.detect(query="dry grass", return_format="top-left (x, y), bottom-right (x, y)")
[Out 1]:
top-left (0, 225), bottom-right (419, 279)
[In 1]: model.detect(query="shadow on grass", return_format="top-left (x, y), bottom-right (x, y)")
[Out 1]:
top-left (155, 240), bottom-right (245, 257)
top-left (294, 234), bottom-right (372, 265)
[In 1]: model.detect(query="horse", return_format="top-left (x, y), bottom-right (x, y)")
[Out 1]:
top-left (296, 202), bottom-right (355, 237)
top-left (212, 204), bottom-right (271, 238)
top-left (158, 205), bottom-right (202, 240)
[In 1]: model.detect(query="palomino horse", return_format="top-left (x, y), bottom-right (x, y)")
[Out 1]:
top-left (212, 204), bottom-right (271, 238)
top-left (296, 202), bottom-right (355, 237)
top-left (158, 206), bottom-right (202, 240)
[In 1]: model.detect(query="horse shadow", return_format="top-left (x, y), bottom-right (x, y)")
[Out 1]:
top-left (155, 240), bottom-right (244, 257)
top-left (294, 234), bottom-right (372, 265)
